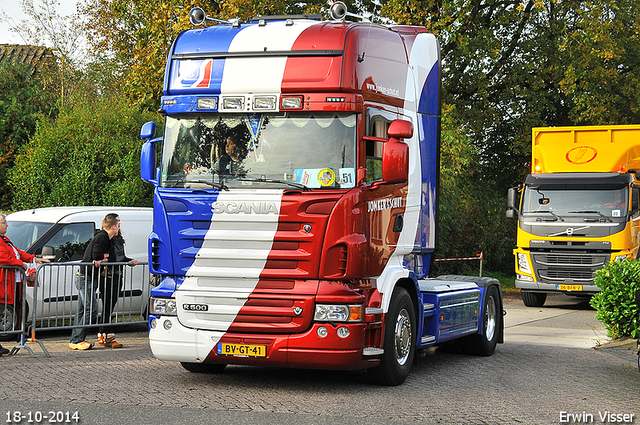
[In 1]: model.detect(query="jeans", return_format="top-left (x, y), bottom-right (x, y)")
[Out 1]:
top-left (69, 270), bottom-right (99, 344)
top-left (98, 267), bottom-right (122, 334)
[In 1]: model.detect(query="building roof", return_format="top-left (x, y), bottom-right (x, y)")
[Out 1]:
top-left (0, 44), bottom-right (55, 74)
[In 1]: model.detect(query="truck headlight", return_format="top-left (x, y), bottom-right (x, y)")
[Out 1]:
top-left (150, 297), bottom-right (177, 316)
top-left (314, 304), bottom-right (362, 322)
top-left (517, 253), bottom-right (532, 274)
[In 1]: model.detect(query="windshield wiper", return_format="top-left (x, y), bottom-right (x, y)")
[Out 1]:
top-left (530, 210), bottom-right (564, 222)
top-left (237, 177), bottom-right (310, 191)
top-left (170, 179), bottom-right (229, 191)
top-left (568, 211), bottom-right (612, 222)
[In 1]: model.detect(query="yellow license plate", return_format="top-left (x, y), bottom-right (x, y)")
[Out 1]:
top-left (217, 343), bottom-right (267, 358)
top-left (557, 284), bottom-right (583, 291)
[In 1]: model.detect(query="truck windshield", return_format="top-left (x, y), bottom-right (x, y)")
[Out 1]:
top-left (521, 185), bottom-right (628, 218)
top-left (160, 112), bottom-right (357, 190)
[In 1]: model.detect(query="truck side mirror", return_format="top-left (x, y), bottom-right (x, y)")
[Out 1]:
top-left (506, 186), bottom-right (519, 219)
top-left (382, 119), bottom-right (412, 184)
top-left (141, 121), bottom-right (156, 139)
top-left (140, 122), bottom-right (160, 185)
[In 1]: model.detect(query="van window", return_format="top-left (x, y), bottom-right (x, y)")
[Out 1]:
top-left (5, 221), bottom-right (52, 250)
top-left (41, 222), bottom-right (95, 262)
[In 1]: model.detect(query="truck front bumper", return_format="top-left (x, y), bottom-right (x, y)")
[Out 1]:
top-left (515, 277), bottom-right (600, 294)
top-left (148, 315), bottom-right (379, 370)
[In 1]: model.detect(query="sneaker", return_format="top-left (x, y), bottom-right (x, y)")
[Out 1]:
top-left (69, 341), bottom-right (94, 350)
top-left (97, 333), bottom-right (123, 348)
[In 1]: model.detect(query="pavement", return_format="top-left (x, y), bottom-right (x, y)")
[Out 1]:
top-left (502, 291), bottom-right (639, 365)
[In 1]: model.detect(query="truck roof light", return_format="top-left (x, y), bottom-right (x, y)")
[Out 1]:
top-left (280, 96), bottom-right (303, 110)
top-left (222, 96), bottom-right (244, 110)
top-left (326, 97), bottom-right (346, 102)
top-left (197, 97), bottom-right (218, 110)
top-left (253, 96), bottom-right (277, 110)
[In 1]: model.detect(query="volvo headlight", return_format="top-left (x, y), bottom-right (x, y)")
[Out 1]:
top-left (314, 304), bottom-right (362, 322)
top-left (150, 297), bottom-right (177, 316)
top-left (517, 253), bottom-right (532, 274)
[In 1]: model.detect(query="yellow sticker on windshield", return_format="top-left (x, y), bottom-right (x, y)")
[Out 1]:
top-left (317, 168), bottom-right (336, 186)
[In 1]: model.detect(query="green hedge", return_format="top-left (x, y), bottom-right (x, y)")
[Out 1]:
top-left (8, 95), bottom-right (159, 210)
top-left (590, 261), bottom-right (640, 339)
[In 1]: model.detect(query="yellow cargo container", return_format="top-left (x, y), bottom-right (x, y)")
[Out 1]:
top-left (507, 125), bottom-right (640, 307)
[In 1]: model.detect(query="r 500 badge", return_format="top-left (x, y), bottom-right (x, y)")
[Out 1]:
top-left (183, 303), bottom-right (208, 311)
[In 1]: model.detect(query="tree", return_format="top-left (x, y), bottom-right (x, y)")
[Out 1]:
top-left (381, 0), bottom-right (640, 189)
top-left (0, 60), bottom-right (58, 210)
top-left (9, 94), bottom-right (159, 210)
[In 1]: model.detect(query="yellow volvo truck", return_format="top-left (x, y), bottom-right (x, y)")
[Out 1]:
top-left (507, 125), bottom-right (640, 307)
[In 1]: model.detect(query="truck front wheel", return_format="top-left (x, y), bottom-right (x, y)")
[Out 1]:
top-left (522, 291), bottom-right (546, 307)
top-left (368, 286), bottom-right (416, 386)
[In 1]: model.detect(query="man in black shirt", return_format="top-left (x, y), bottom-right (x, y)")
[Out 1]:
top-left (69, 214), bottom-right (120, 350)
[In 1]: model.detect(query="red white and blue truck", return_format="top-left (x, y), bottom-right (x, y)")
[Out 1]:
top-left (140, 2), bottom-right (503, 385)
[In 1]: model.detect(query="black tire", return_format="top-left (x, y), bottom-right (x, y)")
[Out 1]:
top-left (464, 285), bottom-right (501, 356)
top-left (180, 362), bottom-right (227, 373)
top-left (368, 286), bottom-right (416, 386)
top-left (522, 291), bottom-right (546, 307)
top-left (0, 305), bottom-right (17, 341)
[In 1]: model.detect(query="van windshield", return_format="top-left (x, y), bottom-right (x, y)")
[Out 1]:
top-left (5, 221), bottom-right (53, 250)
top-left (160, 112), bottom-right (357, 190)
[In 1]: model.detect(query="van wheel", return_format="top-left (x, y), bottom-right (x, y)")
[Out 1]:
top-left (368, 287), bottom-right (415, 386)
top-left (0, 305), bottom-right (17, 341)
top-left (464, 285), bottom-right (501, 356)
top-left (180, 362), bottom-right (227, 373)
top-left (522, 291), bottom-right (546, 307)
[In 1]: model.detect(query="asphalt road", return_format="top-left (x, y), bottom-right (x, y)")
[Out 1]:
top-left (0, 293), bottom-right (638, 425)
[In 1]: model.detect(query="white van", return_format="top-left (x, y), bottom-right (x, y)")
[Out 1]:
top-left (3, 207), bottom-right (152, 331)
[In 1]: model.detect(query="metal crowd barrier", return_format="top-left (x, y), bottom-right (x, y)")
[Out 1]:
top-left (1, 262), bottom-right (150, 357)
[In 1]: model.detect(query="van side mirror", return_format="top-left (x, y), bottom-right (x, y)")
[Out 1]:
top-left (506, 186), bottom-right (519, 219)
top-left (140, 122), bottom-right (160, 185)
top-left (382, 119), bottom-right (412, 184)
top-left (41, 246), bottom-right (56, 261)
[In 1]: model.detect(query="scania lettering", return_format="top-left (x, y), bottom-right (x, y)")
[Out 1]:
top-left (507, 125), bottom-right (640, 307)
top-left (141, 2), bottom-right (503, 385)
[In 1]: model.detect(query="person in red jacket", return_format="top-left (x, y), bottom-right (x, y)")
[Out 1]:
top-left (0, 213), bottom-right (49, 355)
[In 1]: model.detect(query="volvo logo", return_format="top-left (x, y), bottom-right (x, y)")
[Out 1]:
top-left (293, 306), bottom-right (303, 315)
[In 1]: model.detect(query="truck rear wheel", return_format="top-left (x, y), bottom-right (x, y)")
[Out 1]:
top-left (464, 285), bottom-right (501, 356)
top-left (522, 291), bottom-right (546, 307)
top-left (180, 362), bottom-right (227, 373)
top-left (368, 286), bottom-right (416, 386)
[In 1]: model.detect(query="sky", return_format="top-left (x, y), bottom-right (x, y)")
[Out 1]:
top-left (0, 0), bottom-right (78, 45)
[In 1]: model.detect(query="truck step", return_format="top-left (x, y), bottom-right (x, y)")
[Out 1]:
top-left (363, 347), bottom-right (384, 356)
top-left (421, 335), bottom-right (436, 344)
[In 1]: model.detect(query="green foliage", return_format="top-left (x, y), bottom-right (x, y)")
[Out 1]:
top-left (0, 61), bottom-right (58, 209)
top-left (590, 261), bottom-right (640, 339)
top-left (8, 94), bottom-right (159, 209)
top-left (432, 105), bottom-right (515, 276)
